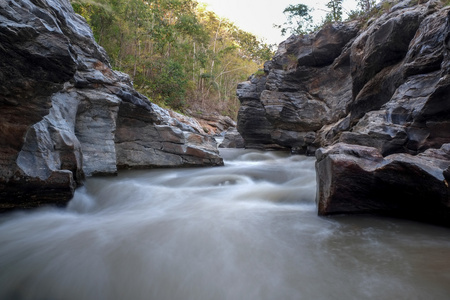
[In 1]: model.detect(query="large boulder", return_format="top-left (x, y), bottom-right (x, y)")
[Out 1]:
top-left (316, 143), bottom-right (450, 226)
top-left (0, 0), bottom-right (222, 211)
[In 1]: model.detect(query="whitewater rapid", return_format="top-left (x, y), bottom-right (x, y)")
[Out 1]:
top-left (1, 149), bottom-right (450, 300)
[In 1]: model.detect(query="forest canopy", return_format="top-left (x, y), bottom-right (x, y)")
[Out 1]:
top-left (71, 0), bottom-right (274, 118)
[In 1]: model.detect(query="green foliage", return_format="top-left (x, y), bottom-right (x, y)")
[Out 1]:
top-left (346, 0), bottom-right (379, 21)
top-left (254, 69), bottom-right (266, 78)
top-left (346, 0), bottom-right (398, 25)
top-left (137, 59), bottom-right (188, 110)
top-left (274, 4), bottom-right (313, 36)
top-left (70, 0), bottom-right (274, 118)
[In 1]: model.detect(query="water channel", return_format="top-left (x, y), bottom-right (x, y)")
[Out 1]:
top-left (1, 149), bottom-right (450, 299)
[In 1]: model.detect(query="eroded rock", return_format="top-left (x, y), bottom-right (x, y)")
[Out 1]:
top-left (238, 1), bottom-right (449, 153)
top-left (237, 1), bottom-right (450, 223)
top-left (237, 21), bottom-right (359, 151)
top-left (316, 143), bottom-right (450, 225)
top-left (186, 110), bottom-right (237, 135)
top-left (0, 0), bottom-right (222, 211)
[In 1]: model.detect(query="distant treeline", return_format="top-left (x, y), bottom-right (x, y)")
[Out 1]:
top-left (71, 0), bottom-right (273, 118)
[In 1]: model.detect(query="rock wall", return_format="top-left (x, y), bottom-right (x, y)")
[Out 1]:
top-left (237, 0), bottom-right (450, 225)
top-left (0, 0), bottom-right (222, 211)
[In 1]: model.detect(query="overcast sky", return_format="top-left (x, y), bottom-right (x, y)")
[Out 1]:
top-left (199, 0), bottom-right (360, 45)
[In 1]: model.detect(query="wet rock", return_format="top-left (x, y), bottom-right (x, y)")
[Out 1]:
top-left (236, 1), bottom-right (450, 224)
top-left (316, 143), bottom-right (450, 226)
top-left (219, 127), bottom-right (245, 148)
top-left (0, 0), bottom-right (222, 211)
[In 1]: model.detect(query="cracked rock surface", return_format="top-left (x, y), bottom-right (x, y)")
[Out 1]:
top-left (0, 0), bottom-right (222, 211)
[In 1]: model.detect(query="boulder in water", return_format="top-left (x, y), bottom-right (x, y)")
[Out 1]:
top-left (316, 143), bottom-right (450, 226)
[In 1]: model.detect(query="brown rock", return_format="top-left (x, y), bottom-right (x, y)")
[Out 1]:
top-left (316, 143), bottom-right (450, 225)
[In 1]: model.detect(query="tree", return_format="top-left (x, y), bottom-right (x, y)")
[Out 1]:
top-left (325, 0), bottom-right (343, 22)
top-left (71, 0), bottom-right (273, 117)
top-left (274, 4), bottom-right (313, 36)
top-left (346, 0), bottom-right (377, 20)
top-left (358, 0), bottom-right (376, 13)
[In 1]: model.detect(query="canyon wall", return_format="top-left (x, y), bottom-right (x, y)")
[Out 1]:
top-left (237, 0), bottom-right (450, 225)
top-left (0, 0), bottom-right (222, 211)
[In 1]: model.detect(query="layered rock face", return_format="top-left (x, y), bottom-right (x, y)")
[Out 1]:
top-left (0, 0), bottom-right (222, 211)
top-left (238, 20), bottom-right (361, 153)
top-left (237, 0), bottom-right (450, 224)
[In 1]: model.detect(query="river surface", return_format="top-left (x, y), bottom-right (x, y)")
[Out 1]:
top-left (1, 149), bottom-right (450, 300)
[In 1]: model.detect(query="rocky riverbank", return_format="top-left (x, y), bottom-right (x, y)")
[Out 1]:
top-left (0, 0), bottom-right (223, 211)
top-left (237, 0), bottom-right (450, 225)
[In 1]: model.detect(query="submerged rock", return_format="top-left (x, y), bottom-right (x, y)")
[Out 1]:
top-left (0, 0), bottom-right (222, 211)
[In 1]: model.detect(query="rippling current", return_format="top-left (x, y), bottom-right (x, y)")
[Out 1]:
top-left (1, 149), bottom-right (450, 300)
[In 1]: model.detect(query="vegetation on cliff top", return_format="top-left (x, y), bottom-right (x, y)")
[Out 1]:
top-left (274, 0), bottom-right (378, 36)
top-left (72, 0), bottom-right (450, 119)
top-left (274, 0), bottom-right (450, 37)
top-left (71, 0), bottom-right (273, 118)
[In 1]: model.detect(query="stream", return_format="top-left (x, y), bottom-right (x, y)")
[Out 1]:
top-left (1, 149), bottom-right (450, 299)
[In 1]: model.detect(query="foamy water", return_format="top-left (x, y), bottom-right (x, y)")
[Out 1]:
top-left (1, 149), bottom-right (450, 299)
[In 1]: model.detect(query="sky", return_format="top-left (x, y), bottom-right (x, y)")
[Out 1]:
top-left (199, 0), bottom-right (360, 45)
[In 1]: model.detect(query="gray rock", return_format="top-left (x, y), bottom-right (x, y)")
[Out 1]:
top-left (75, 89), bottom-right (121, 176)
top-left (0, 0), bottom-right (223, 211)
top-left (238, 1), bottom-right (447, 153)
top-left (186, 110), bottom-right (236, 135)
top-left (115, 100), bottom-right (223, 168)
top-left (237, 21), bottom-right (359, 151)
top-left (219, 127), bottom-right (245, 148)
top-left (237, 73), bottom-right (277, 149)
top-left (237, 1), bottom-right (450, 223)
top-left (350, 5), bottom-right (427, 103)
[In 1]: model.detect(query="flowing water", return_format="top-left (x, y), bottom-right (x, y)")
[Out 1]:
top-left (1, 149), bottom-right (450, 300)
